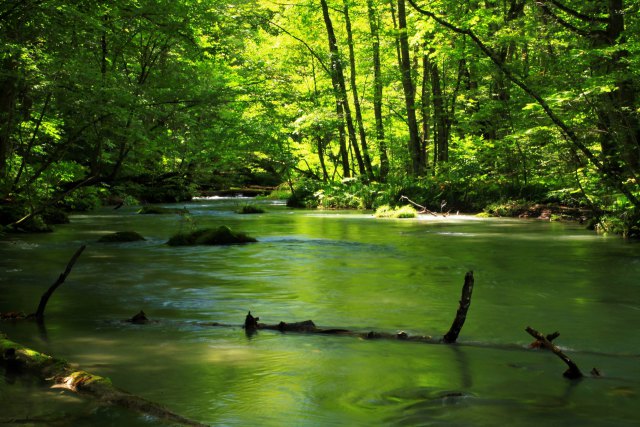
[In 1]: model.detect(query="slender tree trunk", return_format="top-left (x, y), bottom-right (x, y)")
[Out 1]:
top-left (367, 0), bottom-right (390, 180)
top-left (336, 101), bottom-right (351, 178)
top-left (397, 0), bottom-right (423, 175)
top-left (344, 0), bottom-right (374, 180)
top-left (0, 57), bottom-right (18, 180)
top-left (320, 0), bottom-right (365, 177)
top-left (420, 49), bottom-right (431, 169)
top-left (317, 135), bottom-right (330, 182)
top-left (388, 0), bottom-right (402, 71)
top-left (429, 55), bottom-right (448, 163)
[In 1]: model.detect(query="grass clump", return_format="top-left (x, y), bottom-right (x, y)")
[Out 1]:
top-left (98, 231), bottom-right (145, 243)
top-left (374, 204), bottom-right (418, 218)
top-left (167, 225), bottom-right (257, 246)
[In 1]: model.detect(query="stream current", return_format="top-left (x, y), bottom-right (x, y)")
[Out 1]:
top-left (1, 198), bottom-right (640, 426)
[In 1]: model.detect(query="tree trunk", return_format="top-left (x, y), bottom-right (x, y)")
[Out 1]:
top-left (397, 0), bottom-right (424, 175)
top-left (320, 0), bottom-right (365, 177)
top-left (420, 48), bottom-right (431, 169)
top-left (0, 57), bottom-right (19, 180)
top-left (344, 0), bottom-right (374, 180)
top-left (429, 55), bottom-right (448, 163)
top-left (367, 0), bottom-right (390, 180)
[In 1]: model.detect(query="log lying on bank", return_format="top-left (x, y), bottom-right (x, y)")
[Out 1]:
top-left (0, 333), bottom-right (206, 426)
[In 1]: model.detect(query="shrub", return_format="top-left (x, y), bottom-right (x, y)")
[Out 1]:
top-left (374, 204), bottom-right (418, 218)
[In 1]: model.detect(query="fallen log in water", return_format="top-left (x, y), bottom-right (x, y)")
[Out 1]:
top-left (0, 333), bottom-right (207, 426)
top-left (242, 271), bottom-right (475, 344)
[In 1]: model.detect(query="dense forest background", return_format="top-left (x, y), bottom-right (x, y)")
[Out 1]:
top-left (1, 0), bottom-right (639, 235)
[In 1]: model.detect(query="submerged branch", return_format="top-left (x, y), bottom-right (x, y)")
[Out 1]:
top-left (526, 326), bottom-right (583, 379)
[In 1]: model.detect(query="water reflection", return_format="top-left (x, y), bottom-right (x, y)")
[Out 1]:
top-left (1, 200), bottom-right (640, 425)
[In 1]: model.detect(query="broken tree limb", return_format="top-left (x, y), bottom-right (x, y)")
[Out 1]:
top-left (399, 195), bottom-right (438, 216)
top-left (0, 333), bottom-right (206, 426)
top-left (34, 245), bottom-right (86, 324)
top-left (525, 326), bottom-right (583, 379)
top-left (443, 271), bottom-right (475, 343)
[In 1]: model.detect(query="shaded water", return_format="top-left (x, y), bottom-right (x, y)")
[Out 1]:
top-left (1, 198), bottom-right (640, 426)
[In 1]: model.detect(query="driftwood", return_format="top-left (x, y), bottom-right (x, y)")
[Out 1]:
top-left (399, 195), bottom-right (438, 216)
top-left (34, 245), bottom-right (86, 324)
top-left (525, 326), bottom-right (583, 379)
top-left (0, 333), bottom-right (206, 426)
top-left (244, 311), bottom-right (435, 342)
top-left (243, 272), bottom-right (475, 344)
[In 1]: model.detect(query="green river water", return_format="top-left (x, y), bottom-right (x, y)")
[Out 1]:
top-left (1, 198), bottom-right (639, 426)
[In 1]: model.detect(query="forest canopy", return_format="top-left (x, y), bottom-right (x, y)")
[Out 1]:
top-left (1, 0), bottom-right (639, 235)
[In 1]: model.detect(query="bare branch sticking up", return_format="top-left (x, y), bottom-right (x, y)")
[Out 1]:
top-left (34, 245), bottom-right (87, 324)
top-left (443, 271), bottom-right (475, 343)
top-left (525, 326), bottom-right (583, 379)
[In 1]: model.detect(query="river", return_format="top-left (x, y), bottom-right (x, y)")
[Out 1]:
top-left (1, 198), bottom-right (639, 426)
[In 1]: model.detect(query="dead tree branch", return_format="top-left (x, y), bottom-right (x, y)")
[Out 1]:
top-left (34, 245), bottom-right (86, 324)
top-left (525, 326), bottom-right (583, 379)
top-left (443, 271), bottom-right (475, 343)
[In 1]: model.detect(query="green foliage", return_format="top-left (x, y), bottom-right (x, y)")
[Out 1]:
top-left (482, 200), bottom-right (530, 217)
top-left (167, 225), bottom-right (257, 246)
top-left (1, 0), bottom-right (639, 238)
top-left (374, 204), bottom-right (418, 219)
top-left (286, 179), bottom-right (322, 208)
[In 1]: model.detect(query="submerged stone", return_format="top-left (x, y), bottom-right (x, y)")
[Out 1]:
top-left (167, 226), bottom-right (257, 246)
top-left (236, 204), bottom-right (266, 214)
top-left (98, 231), bottom-right (146, 243)
top-left (138, 206), bottom-right (189, 215)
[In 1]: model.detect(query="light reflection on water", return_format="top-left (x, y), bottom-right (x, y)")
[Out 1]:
top-left (1, 199), bottom-right (640, 426)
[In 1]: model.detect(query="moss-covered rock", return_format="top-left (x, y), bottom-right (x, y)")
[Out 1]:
top-left (236, 204), bottom-right (266, 214)
top-left (167, 226), bottom-right (257, 246)
top-left (98, 231), bottom-right (146, 243)
top-left (138, 206), bottom-right (189, 215)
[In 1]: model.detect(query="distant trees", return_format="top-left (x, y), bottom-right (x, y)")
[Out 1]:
top-left (2, 0), bottom-right (639, 232)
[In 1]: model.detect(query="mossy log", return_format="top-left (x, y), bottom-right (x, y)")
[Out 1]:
top-left (98, 231), bottom-right (145, 243)
top-left (0, 333), bottom-right (206, 426)
top-left (167, 226), bottom-right (257, 246)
